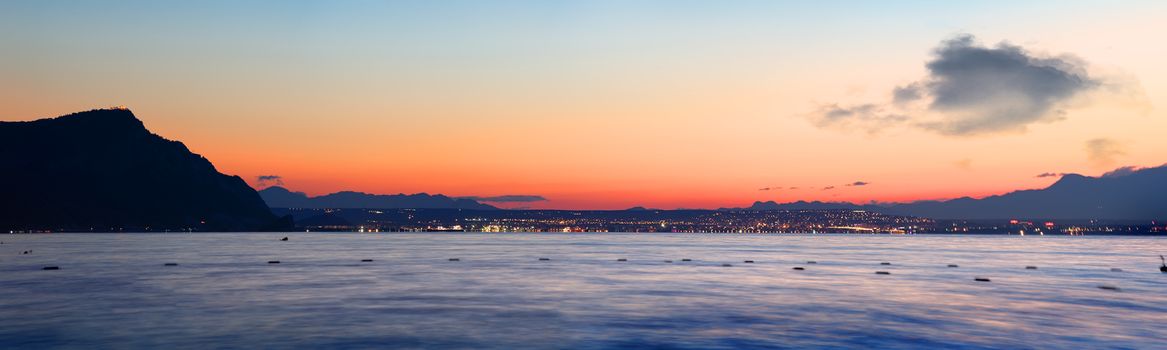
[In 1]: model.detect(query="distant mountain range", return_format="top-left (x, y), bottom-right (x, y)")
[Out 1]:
top-left (259, 186), bottom-right (498, 210)
top-left (735, 165), bottom-right (1167, 220)
top-left (0, 108), bottom-right (291, 231)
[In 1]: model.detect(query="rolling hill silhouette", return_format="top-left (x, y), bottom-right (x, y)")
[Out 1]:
top-left (259, 186), bottom-right (498, 210)
top-left (0, 108), bottom-right (291, 231)
top-left (739, 166), bottom-right (1167, 220)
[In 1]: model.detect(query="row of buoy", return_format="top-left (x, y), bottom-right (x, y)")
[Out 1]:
top-left (28, 260), bottom-right (1145, 272)
top-left (29, 257), bottom-right (1145, 290)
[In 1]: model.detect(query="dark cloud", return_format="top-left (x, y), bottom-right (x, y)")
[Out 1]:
top-left (821, 186), bottom-right (836, 191)
top-left (1085, 138), bottom-right (1125, 167)
top-left (256, 175), bottom-right (283, 187)
top-left (460, 195), bottom-right (548, 203)
top-left (846, 181), bottom-right (870, 187)
top-left (758, 187), bottom-right (782, 191)
top-left (809, 34), bottom-right (1103, 136)
top-left (1035, 172), bottom-right (1066, 178)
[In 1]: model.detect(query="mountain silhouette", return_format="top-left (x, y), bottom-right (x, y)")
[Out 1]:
top-left (259, 186), bottom-right (498, 210)
top-left (0, 108), bottom-right (291, 231)
top-left (879, 167), bottom-right (1167, 220)
top-left (738, 201), bottom-right (860, 211)
top-left (735, 165), bottom-right (1167, 220)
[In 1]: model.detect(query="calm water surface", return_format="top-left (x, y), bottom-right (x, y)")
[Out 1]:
top-left (1, 233), bottom-right (1164, 349)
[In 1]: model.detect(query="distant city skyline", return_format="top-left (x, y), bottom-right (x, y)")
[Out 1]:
top-left (3, 1), bottom-right (1166, 209)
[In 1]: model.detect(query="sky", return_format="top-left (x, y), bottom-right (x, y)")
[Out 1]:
top-left (2, 1), bottom-right (1165, 209)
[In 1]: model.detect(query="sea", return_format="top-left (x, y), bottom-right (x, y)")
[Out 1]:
top-left (1, 233), bottom-right (1164, 349)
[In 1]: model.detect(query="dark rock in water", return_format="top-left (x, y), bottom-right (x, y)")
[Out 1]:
top-left (42, 266), bottom-right (60, 270)
top-left (280, 237), bottom-right (289, 241)
top-left (875, 271), bottom-right (890, 275)
top-left (793, 267), bottom-right (805, 270)
top-left (806, 261), bottom-right (817, 264)
top-left (1097, 284), bottom-right (1120, 291)
top-left (163, 263), bottom-right (178, 266)
top-left (1026, 266), bottom-right (1038, 270)
top-left (1110, 268), bottom-right (1123, 272)
top-left (664, 260), bottom-right (673, 263)
top-left (448, 258), bottom-right (460, 262)
top-left (681, 259), bottom-right (692, 262)
top-left (0, 108), bottom-right (292, 232)
top-left (743, 260), bottom-right (755, 263)
top-left (880, 262), bottom-right (891, 265)
top-left (360, 259), bottom-right (373, 262)
top-left (974, 277), bottom-right (991, 282)
top-left (267, 261), bottom-right (280, 264)
top-left (948, 264), bottom-right (959, 268)
top-left (721, 263), bottom-right (733, 267)
top-left (538, 258), bottom-right (550, 261)
top-left (616, 258), bottom-right (627, 262)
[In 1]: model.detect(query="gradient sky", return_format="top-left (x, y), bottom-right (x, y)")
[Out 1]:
top-left (2, 1), bottom-right (1165, 209)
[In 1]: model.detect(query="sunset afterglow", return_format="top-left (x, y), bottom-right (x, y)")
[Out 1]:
top-left (3, 1), bottom-right (1165, 209)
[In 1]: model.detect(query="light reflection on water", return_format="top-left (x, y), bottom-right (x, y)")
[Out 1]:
top-left (0, 233), bottom-right (1164, 349)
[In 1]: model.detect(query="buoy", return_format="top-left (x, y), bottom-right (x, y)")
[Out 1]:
top-left (164, 263), bottom-right (178, 266)
top-left (806, 261), bottom-right (817, 264)
top-left (538, 258), bottom-right (550, 261)
top-left (361, 259), bottom-right (373, 262)
top-left (280, 237), bottom-right (288, 241)
top-left (792, 267), bottom-right (805, 270)
top-left (268, 261), bottom-right (280, 264)
top-left (722, 263), bottom-right (733, 267)
top-left (974, 277), bottom-right (990, 282)
top-left (875, 271), bottom-right (890, 275)
top-left (42, 266), bottom-right (59, 270)
top-left (1098, 284), bottom-right (1120, 291)
top-left (616, 258), bottom-right (627, 262)
top-left (743, 260), bottom-right (755, 263)
top-left (681, 259), bottom-right (692, 262)
top-left (448, 258), bottom-right (460, 261)
top-left (1025, 266), bottom-right (1037, 270)
top-left (880, 262), bottom-right (891, 265)
top-left (947, 264), bottom-right (959, 268)
top-left (1110, 268), bottom-right (1123, 272)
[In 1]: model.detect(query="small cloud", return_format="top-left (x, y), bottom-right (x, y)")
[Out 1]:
top-left (1085, 138), bottom-right (1126, 167)
top-left (846, 181), bottom-right (870, 187)
top-left (1101, 165), bottom-right (1143, 178)
top-left (808, 103), bottom-right (909, 133)
top-left (822, 186), bottom-right (836, 191)
top-left (758, 187), bottom-right (783, 191)
top-left (256, 175), bottom-right (284, 188)
top-left (954, 158), bottom-right (973, 171)
top-left (892, 83), bottom-right (923, 105)
top-left (1035, 172), bottom-right (1066, 178)
top-left (460, 195), bottom-right (548, 203)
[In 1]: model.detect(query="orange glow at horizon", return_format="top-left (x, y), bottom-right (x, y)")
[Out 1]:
top-left (3, 2), bottom-right (1167, 210)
